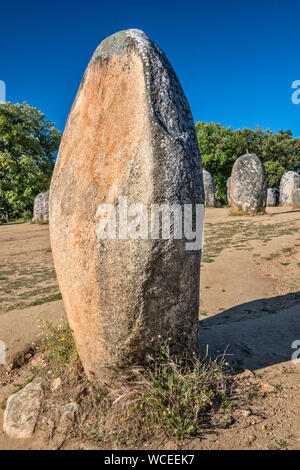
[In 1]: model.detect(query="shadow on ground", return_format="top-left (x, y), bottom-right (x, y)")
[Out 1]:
top-left (199, 291), bottom-right (300, 370)
top-left (269, 209), bottom-right (300, 216)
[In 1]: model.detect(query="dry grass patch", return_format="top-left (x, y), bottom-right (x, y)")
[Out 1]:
top-left (29, 323), bottom-right (234, 448)
top-left (202, 219), bottom-right (300, 264)
top-left (0, 262), bottom-right (60, 311)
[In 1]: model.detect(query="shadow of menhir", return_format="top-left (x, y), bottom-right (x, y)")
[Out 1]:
top-left (199, 292), bottom-right (300, 370)
top-left (269, 209), bottom-right (300, 216)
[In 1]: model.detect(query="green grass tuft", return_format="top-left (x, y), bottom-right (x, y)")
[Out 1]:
top-left (78, 339), bottom-right (231, 445)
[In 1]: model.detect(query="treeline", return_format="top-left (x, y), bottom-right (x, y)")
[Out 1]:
top-left (195, 122), bottom-right (300, 206)
top-left (0, 102), bottom-right (61, 221)
top-left (1, 101), bottom-right (299, 221)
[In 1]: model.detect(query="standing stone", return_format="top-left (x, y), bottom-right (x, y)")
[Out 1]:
top-left (33, 190), bottom-right (49, 223)
top-left (203, 170), bottom-right (216, 207)
top-left (280, 171), bottom-right (300, 206)
top-left (33, 193), bottom-right (44, 221)
top-left (230, 154), bottom-right (267, 215)
top-left (50, 30), bottom-right (204, 382)
top-left (266, 188), bottom-right (278, 207)
top-left (292, 188), bottom-right (300, 208)
top-left (227, 177), bottom-right (231, 205)
top-left (42, 190), bottom-right (50, 222)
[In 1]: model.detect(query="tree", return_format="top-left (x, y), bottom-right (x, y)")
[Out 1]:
top-left (0, 102), bottom-right (61, 221)
top-left (195, 122), bottom-right (300, 206)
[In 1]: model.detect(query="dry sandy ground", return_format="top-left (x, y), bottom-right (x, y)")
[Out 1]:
top-left (0, 222), bottom-right (60, 313)
top-left (0, 207), bottom-right (299, 450)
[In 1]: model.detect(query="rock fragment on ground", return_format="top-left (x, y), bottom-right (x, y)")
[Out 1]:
top-left (3, 378), bottom-right (44, 439)
top-left (51, 377), bottom-right (62, 392)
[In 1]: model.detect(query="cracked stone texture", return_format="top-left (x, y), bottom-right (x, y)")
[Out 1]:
top-left (203, 170), bottom-right (216, 207)
top-left (266, 188), bottom-right (278, 207)
top-left (292, 188), bottom-right (300, 208)
top-left (230, 154), bottom-right (267, 215)
top-left (280, 171), bottom-right (300, 206)
top-left (3, 379), bottom-right (44, 439)
top-left (33, 190), bottom-right (49, 222)
top-left (49, 29), bottom-right (204, 382)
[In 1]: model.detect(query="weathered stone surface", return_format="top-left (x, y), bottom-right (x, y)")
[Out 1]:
top-left (43, 190), bottom-right (49, 221)
top-left (203, 170), bottom-right (216, 207)
top-left (33, 190), bottom-right (49, 222)
top-left (50, 29), bottom-right (204, 382)
top-left (33, 193), bottom-right (44, 221)
top-left (266, 188), bottom-right (278, 207)
top-left (230, 154), bottom-right (267, 214)
top-left (3, 378), bottom-right (44, 438)
top-left (292, 188), bottom-right (300, 208)
top-left (60, 402), bottom-right (78, 422)
top-left (51, 377), bottom-right (62, 392)
top-left (227, 177), bottom-right (231, 205)
top-left (280, 171), bottom-right (300, 206)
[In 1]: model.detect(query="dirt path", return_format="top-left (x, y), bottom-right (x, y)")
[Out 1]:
top-left (0, 207), bottom-right (299, 450)
top-left (195, 207), bottom-right (300, 450)
top-left (0, 222), bottom-right (64, 366)
top-left (0, 222), bottom-right (60, 312)
top-left (0, 300), bottom-right (65, 365)
top-left (200, 206), bottom-right (300, 368)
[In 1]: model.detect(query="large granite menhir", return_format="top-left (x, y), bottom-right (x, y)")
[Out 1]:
top-left (280, 171), bottom-right (300, 206)
top-left (230, 154), bottom-right (267, 215)
top-left (50, 29), bottom-right (204, 382)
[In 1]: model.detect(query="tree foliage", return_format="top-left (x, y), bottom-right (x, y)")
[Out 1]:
top-left (0, 102), bottom-right (61, 220)
top-left (195, 122), bottom-right (300, 206)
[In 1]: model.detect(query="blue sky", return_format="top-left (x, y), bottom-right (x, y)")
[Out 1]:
top-left (1, 0), bottom-right (300, 136)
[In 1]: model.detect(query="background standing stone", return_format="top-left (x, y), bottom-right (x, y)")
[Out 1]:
top-left (50, 29), bottom-right (204, 382)
top-left (229, 154), bottom-right (267, 215)
top-left (42, 190), bottom-right (50, 222)
top-left (33, 190), bottom-right (49, 223)
top-left (280, 171), bottom-right (300, 206)
top-left (266, 188), bottom-right (278, 207)
top-left (292, 188), bottom-right (300, 208)
top-left (203, 170), bottom-right (216, 207)
top-left (227, 177), bottom-right (231, 205)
